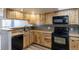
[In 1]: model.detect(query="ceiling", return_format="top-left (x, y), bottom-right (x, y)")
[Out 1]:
top-left (11, 8), bottom-right (58, 14)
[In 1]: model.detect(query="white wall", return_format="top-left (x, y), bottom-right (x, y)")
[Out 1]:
top-left (0, 8), bottom-right (4, 19)
top-left (0, 8), bottom-right (4, 28)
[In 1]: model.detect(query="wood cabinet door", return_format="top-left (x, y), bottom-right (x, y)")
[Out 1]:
top-left (69, 37), bottom-right (79, 50)
top-left (15, 11), bottom-right (24, 20)
top-left (69, 9), bottom-right (79, 24)
top-left (29, 31), bottom-right (34, 45)
top-left (38, 32), bottom-right (44, 45)
top-left (23, 31), bottom-right (30, 48)
top-left (34, 31), bottom-right (44, 45)
top-left (33, 32), bottom-right (39, 44)
top-left (69, 39), bottom-right (78, 50)
top-left (6, 9), bottom-right (24, 20)
top-left (41, 33), bottom-right (52, 48)
top-left (23, 36), bottom-right (29, 48)
top-left (76, 40), bottom-right (79, 50)
top-left (35, 32), bottom-right (41, 44)
top-left (6, 10), bottom-right (16, 19)
top-left (42, 37), bottom-right (51, 48)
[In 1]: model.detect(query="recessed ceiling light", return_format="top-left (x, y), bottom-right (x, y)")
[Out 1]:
top-left (20, 9), bottom-right (23, 11)
top-left (32, 11), bottom-right (34, 14)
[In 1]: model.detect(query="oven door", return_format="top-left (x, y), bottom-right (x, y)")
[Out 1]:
top-left (54, 27), bottom-right (69, 35)
top-left (52, 36), bottom-right (69, 50)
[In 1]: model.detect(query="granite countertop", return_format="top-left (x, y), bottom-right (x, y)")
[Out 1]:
top-left (0, 28), bottom-right (13, 31)
top-left (69, 33), bottom-right (79, 37)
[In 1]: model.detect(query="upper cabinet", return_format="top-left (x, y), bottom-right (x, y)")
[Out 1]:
top-left (55, 9), bottom-right (79, 24)
top-left (45, 9), bottom-right (79, 25)
top-left (24, 14), bottom-right (30, 20)
top-left (24, 13), bottom-right (46, 24)
top-left (45, 13), bottom-right (56, 24)
top-left (6, 9), bottom-right (24, 20)
top-left (15, 11), bottom-right (24, 20)
top-left (68, 9), bottom-right (79, 24)
top-left (6, 8), bottom-right (79, 25)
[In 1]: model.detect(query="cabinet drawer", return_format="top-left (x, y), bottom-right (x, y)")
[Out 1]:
top-left (42, 38), bottom-right (51, 48)
top-left (44, 33), bottom-right (51, 37)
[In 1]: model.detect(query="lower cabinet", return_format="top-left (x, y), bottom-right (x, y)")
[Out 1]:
top-left (23, 30), bottom-right (52, 49)
top-left (23, 31), bottom-right (30, 48)
top-left (34, 31), bottom-right (52, 48)
top-left (69, 37), bottom-right (79, 50)
top-left (41, 37), bottom-right (51, 48)
top-left (34, 31), bottom-right (44, 44)
top-left (41, 33), bottom-right (52, 48)
top-left (29, 31), bottom-right (34, 45)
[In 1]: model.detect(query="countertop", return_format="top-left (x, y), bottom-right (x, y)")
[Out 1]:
top-left (0, 28), bottom-right (13, 31)
top-left (0, 27), bottom-right (79, 37)
top-left (69, 33), bottom-right (79, 37)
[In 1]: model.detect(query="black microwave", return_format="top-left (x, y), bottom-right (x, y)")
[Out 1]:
top-left (53, 15), bottom-right (69, 24)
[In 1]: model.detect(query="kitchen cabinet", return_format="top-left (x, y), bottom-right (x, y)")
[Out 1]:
top-left (15, 11), bottom-right (24, 20)
top-left (55, 9), bottom-right (79, 24)
top-left (6, 9), bottom-right (24, 20)
top-left (45, 13), bottom-right (56, 24)
top-left (24, 14), bottom-right (30, 20)
top-left (29, 30), bottom-right (34, 45)
top-left (6, 9), bottom-right (16, 19)
top-left (33, 31), bottom-right (44, 45)
top-left (34, 30), bottom-right (52, 48)
top-left (23, 31), bottom-right (30, 48)
top-left (41, 32), bottom-right (52, 48)
top-left (22, 30), bottom-right (52, 49)
top-left (68, 9), bottom-right (79, 24)
top-left (34, 31), bottom-right (43, 44)
top-left (69, 37), bottom-right (79, 50)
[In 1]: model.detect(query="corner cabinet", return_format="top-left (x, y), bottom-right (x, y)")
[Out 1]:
top-left (33, 30), bottom-right (52, 48)
top-left (34, 31), bottom-right (44, 45)
top-left (69, 37), bottom-right (79, 50)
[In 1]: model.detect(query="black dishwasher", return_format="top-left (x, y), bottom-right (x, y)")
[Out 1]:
top-left (12, 34), bottom-right (23, 50)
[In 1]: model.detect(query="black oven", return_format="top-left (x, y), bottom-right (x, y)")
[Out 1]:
top-left (52, 35), bottom-right (69, 50)
top-left (52, 27), bottom-right (69, 50)
top-left (54, 27), bottom-right (69, 36)
top-left (52, 15), bottom-right (69, 50)
top-left (53, 15), bottom-right (68, 24)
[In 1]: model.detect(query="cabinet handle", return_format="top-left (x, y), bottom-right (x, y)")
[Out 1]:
top-left (72, 40), bottom-right (74, 42)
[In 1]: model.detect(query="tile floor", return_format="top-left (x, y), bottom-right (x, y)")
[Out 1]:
top-left (24, 44), bottom-right (50, 50)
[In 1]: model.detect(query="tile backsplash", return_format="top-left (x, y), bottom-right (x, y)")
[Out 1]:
top-left (34, 24), bottom-right (54, 31)
top-left (69, 27), bottom-right (79, 34)
top-left (34, 24), bottom-right (79, 34)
